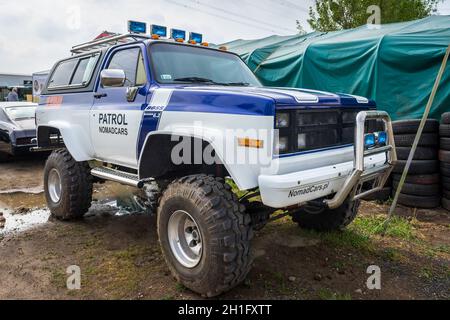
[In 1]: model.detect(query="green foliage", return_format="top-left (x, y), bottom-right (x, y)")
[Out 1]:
top-left (307, 0), bottom-right (442, 32)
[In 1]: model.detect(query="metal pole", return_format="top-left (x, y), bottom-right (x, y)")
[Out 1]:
top-left (387, 45), bottom-right (450, 222)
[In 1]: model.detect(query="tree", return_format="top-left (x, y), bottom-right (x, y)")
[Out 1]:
top-left (308, 0), bottom-right (442, 32)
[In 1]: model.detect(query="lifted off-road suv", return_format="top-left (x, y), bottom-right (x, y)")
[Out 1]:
top-left (35, 33), bottom-right (396, 297)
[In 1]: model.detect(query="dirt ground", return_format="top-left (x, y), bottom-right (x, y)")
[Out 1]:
top-left (0, 157), bottom-right (449, 300)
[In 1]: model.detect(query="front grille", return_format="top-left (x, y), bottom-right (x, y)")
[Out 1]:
top-left (275, 109), bottom-right (378, 155)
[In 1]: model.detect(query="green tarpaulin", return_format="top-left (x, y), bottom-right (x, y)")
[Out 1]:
top-left (222, 16), bottom-right (450, 120)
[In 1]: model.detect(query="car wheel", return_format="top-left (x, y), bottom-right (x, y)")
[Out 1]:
top-left (157, 175), bottom-right (253, 297)
top-left (44, 149), bottom-right (93, 220)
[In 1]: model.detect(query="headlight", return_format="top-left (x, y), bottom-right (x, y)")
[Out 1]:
top-left (376, 131), bottom-right (387, 146)
top-left (276, 113), bottom-right (290, 128)
top-left (365, 133), bottom-right (376, 149)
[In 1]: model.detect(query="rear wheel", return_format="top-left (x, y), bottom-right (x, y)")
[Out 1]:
top-left (44, 149), bottom-right (93, 220)
top-left (292, 198), bottom-right (360, 232)
top-left (157, 175), bottom-right (253, 297)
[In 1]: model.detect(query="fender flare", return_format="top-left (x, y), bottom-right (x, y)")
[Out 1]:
top-left (138, 130), bottom-right (259, 190)
top-left (37, 122), bottom-right (94, 161)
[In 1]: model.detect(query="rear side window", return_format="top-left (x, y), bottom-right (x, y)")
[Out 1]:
top-left (48, 59), bottom-right (78, 88)
top-left (48, 53), bottom-right (100, 89)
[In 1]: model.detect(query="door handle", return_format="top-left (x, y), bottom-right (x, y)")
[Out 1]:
top-left (94, 93), bottom-right (107, 99)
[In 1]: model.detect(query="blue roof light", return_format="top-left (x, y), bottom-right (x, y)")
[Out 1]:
top-left (171, 28), bottom-right (186, 41)
top-left (128, 20), bottom-right (147, 34)
top-left (189, 32), bottom-right (203, 44)
top-left (151, 24), bottom-right (167, 37)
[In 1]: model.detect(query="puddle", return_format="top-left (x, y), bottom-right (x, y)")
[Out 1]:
top-left (0, 182), bottom-right (148, 237)
top-left (0, 208), bottom-right (50, 236)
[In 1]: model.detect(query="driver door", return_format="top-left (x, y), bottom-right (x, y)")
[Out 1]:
top-left (90, 45), bottom-right (149, 169)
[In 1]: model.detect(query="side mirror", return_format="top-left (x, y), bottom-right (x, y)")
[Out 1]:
top-left (100, 69), bottom-right (126, 87)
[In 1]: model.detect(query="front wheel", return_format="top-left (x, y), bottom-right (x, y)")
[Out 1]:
top-left (157, 175), bottom-right (253, 297)
top-left (292, 198), bottom-right (360, 232)
top-left (44, 149), bottom-right (93, 220)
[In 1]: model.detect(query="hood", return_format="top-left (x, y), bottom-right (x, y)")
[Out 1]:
top-left (183, 86), bottom-right (376, 108)
top-left (12, 118), bottom-right (36, 131)
top-left (160, 85), bottom-right (376, 117)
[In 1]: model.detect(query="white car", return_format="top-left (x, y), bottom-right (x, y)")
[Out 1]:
top-left (35, 33), bottom-right (396, 297)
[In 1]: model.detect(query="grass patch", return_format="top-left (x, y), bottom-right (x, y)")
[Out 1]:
top-left (351, 215), bottom-right (415, 240)
top-left (318, 288), bottom-right (352, 300)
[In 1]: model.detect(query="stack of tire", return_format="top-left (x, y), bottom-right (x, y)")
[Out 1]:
top-left (392, 119), bottom-right (441, 209)
top-left (439, 113), bottom-right (450, 211)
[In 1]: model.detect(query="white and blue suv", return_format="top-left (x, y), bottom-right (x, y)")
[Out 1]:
top-left (35, 34), bottom-right (397, 297)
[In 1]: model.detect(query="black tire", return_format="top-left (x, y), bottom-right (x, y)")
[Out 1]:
top-left (440, 138), bottom-right (450, 151)
top-left (442, 198), bottom-right (450, 211)
top-left (44, 149), bottom-right (93, 220)
top-left (441, 162), bottom-right (450, 176)
top-left (393, 160), bottom-right (439, 175)
top-left (442, 177), bottom-right (450, 190)
top-left (439, 150), bottom-right (450, 162)
top-left (392, 173), bottom-right (440, 185)
top-left (392, 181), bottom-right (440, 197)
top-left (442, 112), bottom-right (450, 125)
top-left (392, 119), bottom-right (439, 134)
top-left (157, 175), bottom-right (253, 298)
top-left (362, 187), bottom-right (391, 202)
top-left (397, 194), bottom-right (440, 209)
top-left (396, 147), bottom-right (437, 160)
top-left (440, 124), bottom-right (450, 138)
top-left (292, 198), bottom-right (360, 232)
top-left (394, 134), bottom-right (439, 148)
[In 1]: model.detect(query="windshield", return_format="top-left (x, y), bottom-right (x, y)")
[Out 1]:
top-left (150, 43), bottom-right (261, 86)
top-left (5, 106), bottom-right (36, 120)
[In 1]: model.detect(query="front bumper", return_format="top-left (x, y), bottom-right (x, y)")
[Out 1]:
top-left (259, 111), bottom-right (397, 209)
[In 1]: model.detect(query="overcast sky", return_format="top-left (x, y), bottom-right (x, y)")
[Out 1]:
top-left (0, 0), bottom-right (449, 75)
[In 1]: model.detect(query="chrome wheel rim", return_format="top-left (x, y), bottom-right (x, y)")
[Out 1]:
top-left (48, 168), bottom-right (62, 203)
top-left (168, 210), bottom-right (203, 269)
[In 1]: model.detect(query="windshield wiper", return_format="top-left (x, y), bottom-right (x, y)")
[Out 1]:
top-left (173, 77), bottom-right (218, 84)
top-left (220, 82), bottom-right (251, 87)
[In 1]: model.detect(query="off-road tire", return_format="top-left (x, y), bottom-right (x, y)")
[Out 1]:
top-left (397, 194), bottom-right (440, 209)
top-left (442, 113), bottom-right (450, 125)
top-left (44, 149), bottom-right (93, 220)
top-left (392, 173), bottom-right (440, 185)
top-left (292, 198), bottom-right (360, 232)
top-left (441, 138), bottom-right (450, 151)
top-left (392, 119), bottom-right (439, 134)
top-left (439, 150), bottom-right (450, 162)
top-left (393, 160), bottom-right (439, 175)
top-left (440, 124), bottom-right (450, 138)
top-left (362, 187), bottom-right (392, 202)
top-left (442, 198), bottom-right (450, 211)
top-left (442, 176), bottom-right (450, 190)
top-left (394, 134), bottom-right (438, 148)
top-left (157, 175), bottom-right (253, 297)
top-left (396, 147), bottom-right (437, 160)
top-left (392, 181), bottom-right (440, 197)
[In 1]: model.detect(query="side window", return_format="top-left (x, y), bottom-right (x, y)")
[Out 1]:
top-left (71, 54), bottom-right (100, 86)
top-left (48, 53), bottom-right (100, 89)
top-left (48, 59), bottom-right (78, 88)
top-left (107, 48), bottom-right (146, 87)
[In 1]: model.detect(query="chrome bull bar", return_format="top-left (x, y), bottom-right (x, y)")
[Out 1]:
top-left (324, 111), bottom-right (397, 209)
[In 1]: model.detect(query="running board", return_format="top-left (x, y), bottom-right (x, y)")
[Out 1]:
top-left (91, 167), bottom-right (144, 188)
